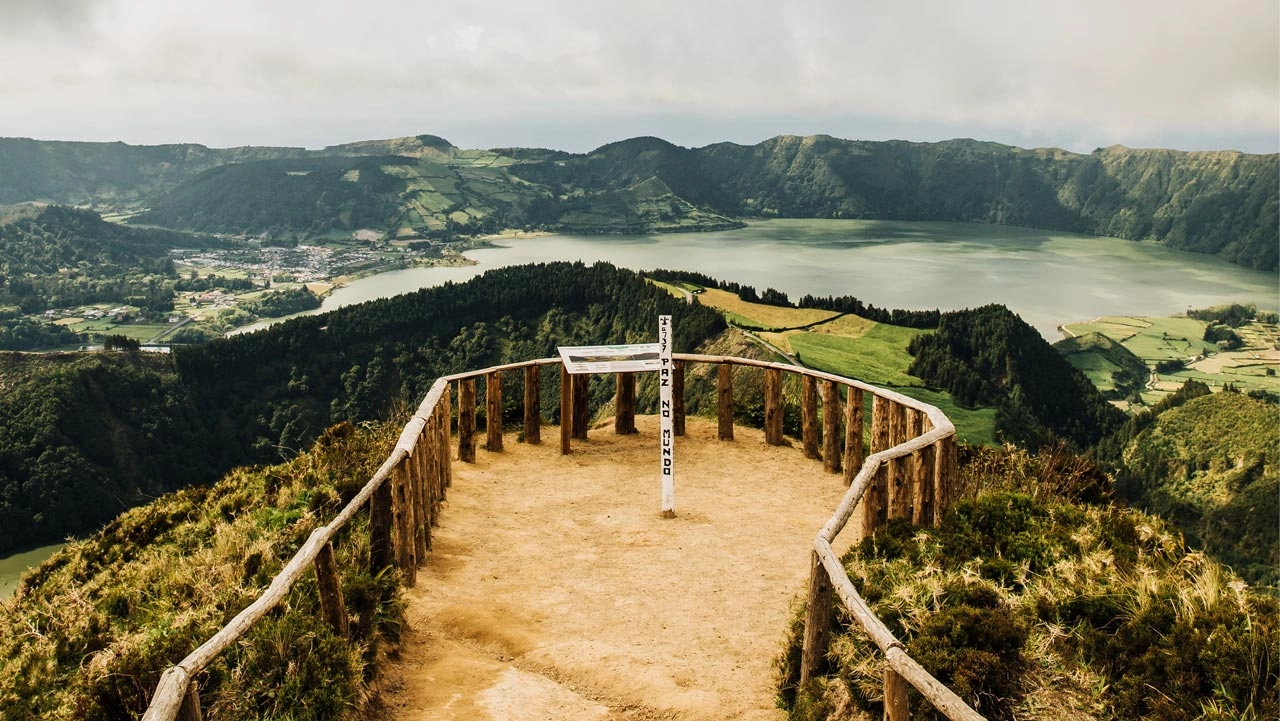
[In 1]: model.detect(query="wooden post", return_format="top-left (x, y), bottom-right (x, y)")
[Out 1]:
top-left (560, 366), bottom-right (572, 454)
top-left (673, 359), bottom-right (686, 436)
top-left (391, 459), bottom-right (416, 586)
top-left (799, 550), bottom-right (834, 686)
top-left (440, 390), bottom-right (453, 490)
top-left (913, 440), bottom-right (936, 527)
top-left (369, 477), bottom-right (393, 574)
top-left (177, 682), bottom-right (203, 721)
top-left (887, 402), bottom-right (912, 520)
top-left (822, 380), bottom-right (841, 474)
top-left (486, 371), bottom-right (503, 452)
top-left (412, 427), bottom-right (429, 556)
top-left (419, 424), bottom-right (435, 533)
top-left (764, 368), bottom-right (784, 446)
top-left (314, 542), bottom-right (349, 638)
top-left (864, 395), bottom-right (891, 536)
top-left (717, 363), bottom-right (734, 441)
top-left (572, 371), bottom-right (589, 440)
top-left (458, 379), bottom-right (477, 463)
top-left (843, 387), bottom-right (864, 486)
top-left (523, 365), bottom-right (541, 444)
top-left (884, 668), bottom-right (910, 721)
top-left (934, 435), bottom-right (958, 525)
top-left (615, 372), bottom-right (637, 434)
top-left (801, 375), bottom-right (820, 460)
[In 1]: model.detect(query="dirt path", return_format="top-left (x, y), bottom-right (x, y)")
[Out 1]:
top-left (379, 415), bottom-right (858, 721)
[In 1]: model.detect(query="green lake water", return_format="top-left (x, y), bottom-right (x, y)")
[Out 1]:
top-left (238, 219), bottom-right (1278, 339)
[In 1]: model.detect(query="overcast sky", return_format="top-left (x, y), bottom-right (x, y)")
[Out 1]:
top-left (3, 0), bottom-right (1277, 153)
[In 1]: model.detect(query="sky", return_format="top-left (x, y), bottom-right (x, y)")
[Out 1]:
top-left (3, 0), bottom-right (1277, 154)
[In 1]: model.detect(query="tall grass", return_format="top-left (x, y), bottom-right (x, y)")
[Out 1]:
top-left (0, 422), bottom-right (404, 721)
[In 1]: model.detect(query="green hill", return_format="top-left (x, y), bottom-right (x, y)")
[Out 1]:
top-left (1055, 331), bottom-right (1149, 400)
top-left (3, 134), bottom-right (1275, 269)
top-left (907, 305), bottom-right (1126, 449)
top-left (0, 421), bottom-right (401, 719)
top-left (1120, 391), bottom-right (1279, 586)
top-left (0, 262), bottom-right (724, 554)
top-left (0, 138), bottom-right (307, 207)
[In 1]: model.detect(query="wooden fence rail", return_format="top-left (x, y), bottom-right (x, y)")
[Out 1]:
top-left (143, 354), bottom-right (981, 721)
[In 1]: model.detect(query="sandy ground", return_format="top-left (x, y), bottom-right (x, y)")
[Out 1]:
top-left (378, 415), bottom-right (858, 721)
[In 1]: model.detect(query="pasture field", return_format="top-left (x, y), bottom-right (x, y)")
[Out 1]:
top-left (787, 327), bottom-right (923, 388)
top-left (691, 287), bottom-right (995, 443)
top-left (696, 288), bottom-right (838, 329)
top-left (1065, 314), bottom-right (1280, 403)
top-left (1064, 316), bottom-right (1215, 361)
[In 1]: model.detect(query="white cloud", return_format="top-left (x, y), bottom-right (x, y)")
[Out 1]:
top-left (1, 0), bottom-right (1275, 152)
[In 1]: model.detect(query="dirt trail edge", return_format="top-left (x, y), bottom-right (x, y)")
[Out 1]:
top-left (379, 414), bottom-right (858, 721)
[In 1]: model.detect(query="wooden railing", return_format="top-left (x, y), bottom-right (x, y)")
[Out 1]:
top-left (142, 354), bottom-right (982, 721)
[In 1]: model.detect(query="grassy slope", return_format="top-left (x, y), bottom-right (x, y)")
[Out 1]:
top-left (780, 446), bottom-right (1280, 721)
top-left (1123, 391), bottom-right (1279, 586)
top-left (694, 290), bottom-right (996, 444)
top-left (0, 422), bottom-right (401, 721)
top-left (1055, 331), bottom-right (1149, 398)
top-left (1063, 315), bottom-right (1280, 403)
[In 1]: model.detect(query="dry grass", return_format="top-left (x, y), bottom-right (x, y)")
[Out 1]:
top-left (697, 289), bottom-right (838, 329)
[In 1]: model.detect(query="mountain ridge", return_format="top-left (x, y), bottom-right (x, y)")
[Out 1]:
top-left (1, 133), bottom-right (1276, 269)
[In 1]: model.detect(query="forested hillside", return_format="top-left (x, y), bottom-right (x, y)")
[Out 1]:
top-left (0, 138), bottom-right (307, 206)
top-left (0, 205), bottom-right (217, 313)
top-left (3, 134), bottom-right (1274, 269)
top-left (1104, 386), bottom-right (1279, 586)
top-left (906, 304), bottom-right (1126, 449)
top-left (0, 262), bottom-right (724, 554)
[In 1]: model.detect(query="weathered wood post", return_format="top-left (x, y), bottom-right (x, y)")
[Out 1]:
top-left (801, 374), bottom-right (820, 460)
top-left (411, 428), bottom-right (429, 556)
top-left (524, 365), bottom-right (541, 444)
top-left (864, 394), bottom-right (891, 536)
top-left (486, 371), bottom-right (503, 452)
top-left (673, 359), bottom-right (686, 436)
top-left (717, 363), bottom-right (734, 441)
top-left (391, 458), bottom-right (416, 586)
top-left (458, 379), bottom-right (477, 463)
top-left (933, 434), bottom-right (958, 525)
top-left (369, 474), bottom-right (393, 575)
top-left (764, 367), bottom-right (784, 445)
top-left (314, 541), bottom-right (349, 638)
top-left (799, 550), bottom-right (834, 686)
top-left (560, 365), bottom-right (573, 454)
top-left (843, 386), bottom-right (864, 486)
top-left (178, 683), bottom-right (203, 721)
top-left (822, 380), bottom-right (842, 474)
top-left (572, 371), bottom-right (590, 440)
top-left (440, 391), bottom-right (453, 490)
top-left (908, 410), bottom-right (935, 526)
top-left (884, 668), bottom-right (910, 721)
top-left (615, 371), bottom-right (637, 434)
top-left (887, 402), bottom-right (912, 520)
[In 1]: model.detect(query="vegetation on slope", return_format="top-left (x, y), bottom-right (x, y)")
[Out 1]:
top-left (0, 263), bottom-right (725, 554)
top-left (133, 157), bottom-right (408, 240)
top-left (1112, 389), bottom-right (1278, 587)
top-left (0, 205), bottom-right (218, 317)
top-left (908, 305), bottom-right (1126, 449)
top-left (0, 352), bottom-right (209, 554)
top-left (5, 135), bottom-right (1275, 269)
top-left (0, 137), bottom-right (308, 207)
top-left (779, 446), bottom-right (1279, 721)
top-left (0, 421), bottom-right (402, 721)
top-left (1055, 331), bottom-right (1149, 400)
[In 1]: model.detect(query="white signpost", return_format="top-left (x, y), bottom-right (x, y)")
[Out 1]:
top-left (556, 315), bottom-right (676, 518)
top-left (658, 315), bottom-right (675, 518)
